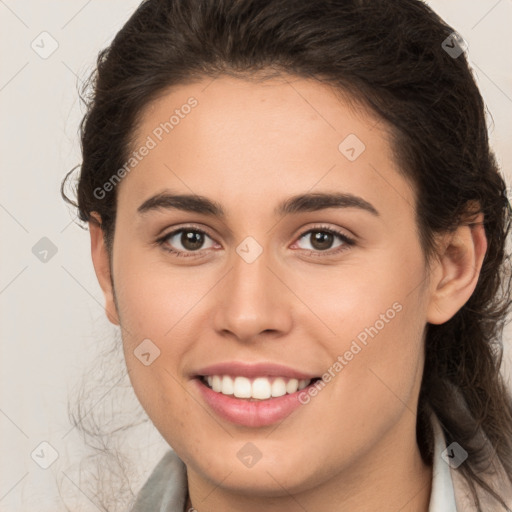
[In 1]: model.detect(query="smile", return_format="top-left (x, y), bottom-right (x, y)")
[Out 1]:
top-left (194, 375), bottom-right (322, 427)
top-left (201, 375), bottom-right (314, 400)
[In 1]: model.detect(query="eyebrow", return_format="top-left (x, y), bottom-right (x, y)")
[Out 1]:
top-left (137, 190), bottom-right (380, 218)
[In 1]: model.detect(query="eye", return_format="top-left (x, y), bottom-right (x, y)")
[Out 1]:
top-left (156, 227), bottom-right (217, 258)
top-left (293, 225), bottom-right (355, 256)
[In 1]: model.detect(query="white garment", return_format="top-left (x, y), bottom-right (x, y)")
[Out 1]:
top-left (428, 413), bottom-right (457, 511)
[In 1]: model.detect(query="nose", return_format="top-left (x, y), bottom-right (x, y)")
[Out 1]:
top-left (212, 245), bottom-right (293, 343)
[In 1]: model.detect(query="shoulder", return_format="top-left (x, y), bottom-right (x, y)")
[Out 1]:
top-left (430, 413), bottom-right (512, 511)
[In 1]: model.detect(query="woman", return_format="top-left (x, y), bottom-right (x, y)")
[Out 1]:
top-left (61, 0), bottom-right (512, 510)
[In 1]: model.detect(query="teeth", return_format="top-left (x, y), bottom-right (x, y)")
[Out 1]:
top-left (233, 376), bottom-right (252, 398)
top-left (298, 379), bottom-right (309, 390)
top-left (271, 378), bottom-right (287, 397)
top-left (286, 378), bottom-right (299, 394)
top-left (212, 375), bottom-right (222, 392)
top-left (221, 375), bottom-right (234, 395)
top-left (202, 375), bottom-right (313, 399)
top-left (252, 377), bottom-right (271, 399)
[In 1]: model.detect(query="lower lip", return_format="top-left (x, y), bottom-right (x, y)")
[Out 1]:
top-left (193, 377), bottom-right (315, 427)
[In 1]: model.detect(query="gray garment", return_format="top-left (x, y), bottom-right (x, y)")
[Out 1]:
top-left (130, 413), bottom-right (457, 512)
top-left (129, 449), bottom-right (188, 512)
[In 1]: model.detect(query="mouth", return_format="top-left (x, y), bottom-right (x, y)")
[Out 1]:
top-left (193, 373), bottom-right (323, 427)
top-left (197, 374), bottom-right (322, 401)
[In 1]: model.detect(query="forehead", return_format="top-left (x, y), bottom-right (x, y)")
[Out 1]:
top-left (117, 74), bottom-right (416, 226)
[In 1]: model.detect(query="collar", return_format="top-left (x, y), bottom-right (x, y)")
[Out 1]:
top-left (129, 448), bottom-right (188, 512)
top-left (428, 412), bottom-right (458, 511)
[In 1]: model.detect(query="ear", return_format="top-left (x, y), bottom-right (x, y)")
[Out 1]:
top-left (89, 212), bottom-right (120, 326)
top-left (426, 211), bottom-right (487, 325)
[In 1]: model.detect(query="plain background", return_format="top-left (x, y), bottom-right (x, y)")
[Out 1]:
top-left (1, 1), bottom-right (511, 510)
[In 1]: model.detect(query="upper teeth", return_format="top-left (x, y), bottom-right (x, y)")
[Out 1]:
top-left (205, 375), bottom-right (312, 399)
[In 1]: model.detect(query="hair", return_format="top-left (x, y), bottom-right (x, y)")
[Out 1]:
top-left (61, 0), bottom-right (512, 510)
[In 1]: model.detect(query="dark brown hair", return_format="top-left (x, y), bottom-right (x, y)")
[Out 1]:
top-left (62, 0), bottom-right (512, 509)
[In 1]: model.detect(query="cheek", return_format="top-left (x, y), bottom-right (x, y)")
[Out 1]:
top-left (111, 251), bottom-right (198, 412)
top-left (307, 246), bottom-right (428, 411)
top-left (124, 359), bottom-right (200, 459)
top-left (113, 248), bottom-right (213, 345)
top-left (304, 245), bottom-right (425, 344)
top-left (340, 309), bottom-right (426, 439)
top-left (299, 296), bottom-right (426, 474)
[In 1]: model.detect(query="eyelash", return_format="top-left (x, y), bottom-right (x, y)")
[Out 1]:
top-left (155, 224), bottom-right (356, 259)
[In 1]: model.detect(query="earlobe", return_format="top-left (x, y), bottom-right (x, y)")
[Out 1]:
top-left (426, 212), bottom-right (487, 325)
top-left (89, 212), bottom-right (120, 326)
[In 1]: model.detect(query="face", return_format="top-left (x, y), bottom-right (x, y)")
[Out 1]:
top-left (91, 74), bottom-right (454, 502)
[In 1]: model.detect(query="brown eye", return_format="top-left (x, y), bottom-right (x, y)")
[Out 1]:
top-left (309, 231), bottom-right (335, 251)
top-left (296, 227), bottom-right (354, 254)
top-left (158, 228), bottom-right (216, 256)
top-left (179, 230), bottom-right (206, 251)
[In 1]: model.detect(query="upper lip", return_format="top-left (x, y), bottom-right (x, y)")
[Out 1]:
top-left (193, 361), bottom-right (319, 380)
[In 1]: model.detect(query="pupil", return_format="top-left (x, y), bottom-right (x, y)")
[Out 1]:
top-left (311, 231), bottom-right (333, 250)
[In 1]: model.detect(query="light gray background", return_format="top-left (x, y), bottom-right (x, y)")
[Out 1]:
top-left (1, 1), bottom-right (511, 510)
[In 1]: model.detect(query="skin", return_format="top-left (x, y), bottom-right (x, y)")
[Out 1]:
top-left (89, 74), bottom-right (487, 512)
